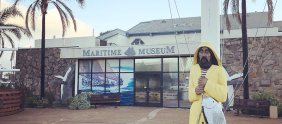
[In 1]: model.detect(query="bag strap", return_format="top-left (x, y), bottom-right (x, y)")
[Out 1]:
top-left (202, 106), bottom-right (209, 124)
top-left (197, 94), bottom-right (209, 124)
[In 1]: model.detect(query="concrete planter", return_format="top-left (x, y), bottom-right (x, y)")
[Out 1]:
top-left (270, 106), bottom-right (278, 119)
top-left (0, 90), bottom-right (24, 117)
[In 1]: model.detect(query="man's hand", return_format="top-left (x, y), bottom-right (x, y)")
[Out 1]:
top-left (195, 76), bottom-right (208, 95)
top-left (199, 76), bottom-right (207, 87)
top-left (195, 86), bottom-right (204, 95)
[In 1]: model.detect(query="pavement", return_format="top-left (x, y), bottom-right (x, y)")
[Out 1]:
top-left (0, 106), bottom-right (281, 124)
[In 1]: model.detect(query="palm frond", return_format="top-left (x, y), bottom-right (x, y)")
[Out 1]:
top-left (0, 4), bottom-right (33, 59)
top-left (223, 0), bottom-right (231, 32)
top-left (31, 1), bottom-right (40, 31)
top-left (56, 0), bottom-right (77, 31)
top-left (267, 0), bottom-right (273, 25)
top-left (52, 1), bottom-right (68, 37)
top-left (13, 0), bottom-right (84, 38)
top-left (231, 0), bottom-right (241, 24)
top-left (12, 25), bottom-right (32, 38)
top-left (53, 1), bottom-right (70, 26)
top-left (13, 0), bottom-right (21, 6)
top-left (76, 0), bottom-right (85, 8)
top-left (0, 34), bottom-right (3, 48)
top-left (0, 6), bottom-right (23, 22)
top-left (8, 28), bottom-right (21, 39)
top-left (5, 24), bottom-right (32, 39)
top-left (0, 37), bottom-right (4, 58)
top-left (3, 33), bottom-right (15, 61)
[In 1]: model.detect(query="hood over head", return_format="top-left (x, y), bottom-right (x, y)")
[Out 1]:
top-left (192, 42), bottom-right (222, 66)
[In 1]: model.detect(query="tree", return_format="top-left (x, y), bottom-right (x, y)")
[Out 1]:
top-left (223, 0), bottom-right (273, 99)
top-left (223, 0), bottom-right (273, 31)
top-left (13, 0), bottom-right (85, 98)
top-left (0, 5), bottom-right (32, 60)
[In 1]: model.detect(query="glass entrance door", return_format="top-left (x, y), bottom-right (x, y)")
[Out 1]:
top-left (135, 73), bottom-right (162, 107)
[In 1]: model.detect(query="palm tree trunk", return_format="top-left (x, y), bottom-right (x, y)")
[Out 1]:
top-left (242, 0), bottom-right (249, 99)
top-left (40, 11), bottom-right (46, 99)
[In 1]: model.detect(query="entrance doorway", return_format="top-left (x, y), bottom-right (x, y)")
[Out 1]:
top-left (134, 72), bottom-right (162, 107)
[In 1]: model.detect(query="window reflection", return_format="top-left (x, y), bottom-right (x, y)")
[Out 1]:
top-left (106, 73), bottom-right (119, 93)
top-left (179, 72), bottom-right (190, 108)
top-left (79, 60), bottom-right (91, 73)
top-left (135, 58), bottom-right (161, 71)
top-left (120, 59), bottom-right (134, 72)
top-left (179, 57), bottom-right (193, 72)
top-left (106, 59), bottom-right (119, 72)
top-left (92, 59), bottom-right (105, 72)
top-left (163, 58), bottom-right (178, 72)
top-left (163, 73), bottom-right (178, 107)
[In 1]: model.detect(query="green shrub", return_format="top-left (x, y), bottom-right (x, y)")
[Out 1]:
top-left (68, 93), bottom-right (90, 110)
top-left (24, 96), bottom-right (38, 107)
top-left (0, 83), bottom-right (12, 90)
top-left (252, 91), bottom-right (282, 114)
top-left (34, 98), bottom-right (49, 108)
top-left (45, 91), bottom-right (55, 105)
top-left (252, 91), bottom-right (281, 106)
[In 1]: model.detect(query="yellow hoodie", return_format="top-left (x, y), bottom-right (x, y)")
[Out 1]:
top-left (188, 42), bottom-right (227, 124)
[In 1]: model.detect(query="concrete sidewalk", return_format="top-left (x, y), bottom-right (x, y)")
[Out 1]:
top-left (0, 106), bottom-right (281, 124)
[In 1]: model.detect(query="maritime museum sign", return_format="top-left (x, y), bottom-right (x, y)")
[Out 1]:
top-left (82, 45), bottom-right (176, 57)
top-left (60, 43), bottom-right (199, 58)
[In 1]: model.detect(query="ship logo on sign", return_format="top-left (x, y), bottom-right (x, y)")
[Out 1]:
top-left (124, 47), bottom-right (136, 56)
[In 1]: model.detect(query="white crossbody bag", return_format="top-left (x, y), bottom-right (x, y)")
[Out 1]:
top-left (201, 95), bottom-right (226, 124)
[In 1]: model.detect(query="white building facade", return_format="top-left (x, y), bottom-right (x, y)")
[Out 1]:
top-left (32, 12), bottom-right (282, 108)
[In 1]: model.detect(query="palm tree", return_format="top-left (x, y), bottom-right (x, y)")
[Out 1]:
top-left (223, 0), bottom-right (273, 99)
top-left (223, 0), bottom-right (273, 31)
top-left (13, 0), bottom-right (85, 98)
top-left (0, 5), bottom-right (32, 60)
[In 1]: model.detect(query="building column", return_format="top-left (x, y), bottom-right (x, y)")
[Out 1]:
top-left (201, 0), bottom-right (220, 56)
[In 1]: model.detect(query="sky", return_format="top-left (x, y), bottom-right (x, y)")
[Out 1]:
top-left (1, 0), bottom-right (282, 68)
top-left (2, 0), bottom-right (282, 46)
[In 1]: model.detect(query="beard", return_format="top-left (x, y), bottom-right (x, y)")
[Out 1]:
top-left (199, 57), bottom-right (212, 69)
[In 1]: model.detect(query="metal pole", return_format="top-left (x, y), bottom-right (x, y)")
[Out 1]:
top-left (242, 0), bottom-right (249, 99)
top-left (40, 8), bottom-right (47, 99)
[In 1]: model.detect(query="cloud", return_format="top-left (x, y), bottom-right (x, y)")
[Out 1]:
top-left (0, 1), bottom-right (93, 69)
top-left (2, 1), bottom-right (93, 48)
top-left (32, 9), bottom-right (94, 39)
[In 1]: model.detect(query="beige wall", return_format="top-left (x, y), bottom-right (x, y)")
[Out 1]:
top-left (34, 36), bottom-right (96, 48)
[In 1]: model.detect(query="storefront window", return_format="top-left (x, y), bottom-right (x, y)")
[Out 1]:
top-left (179, 72), bottom-right (190, 108)
top-left (163, 58), bottom-right (178, 72)
top-left (120, 73), bottom-right (134, 105)
top-left (106, 59), bottom-right (119, 72)
top-left (92, 59), bottom-right (105, 72)
top-left (105, 73), bottom-right (119, 93)
top-left (78, 74), bottom-right (91, 91)
top-left (120, 59), bottom-right (134, 72)
top-left (163, 73), bottom-right (178, 107)
top-left (135, 58), bottom-right (161, 72)
top-left (179, 57), bottom-right (192, 108)
top-left (179, 57), bottom-right (193, 72)
top-left (92, 73), bottom-right (105, 93)
top-left (79, 60), bottom-right (91, 73)
top-left (77, 57), bottom-right (192, 108)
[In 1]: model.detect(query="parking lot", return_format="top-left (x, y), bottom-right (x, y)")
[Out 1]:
top-left (0, 106), bottom-right (281, 124)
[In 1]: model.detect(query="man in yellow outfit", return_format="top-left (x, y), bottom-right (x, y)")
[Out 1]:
top-left (188, 42), bottom-right (227, 124)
